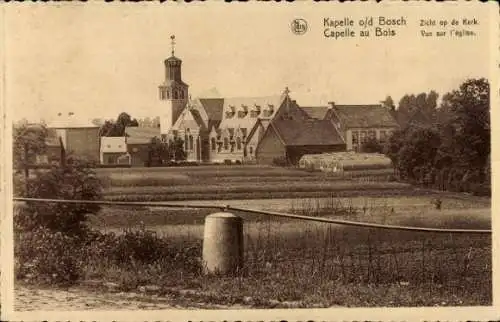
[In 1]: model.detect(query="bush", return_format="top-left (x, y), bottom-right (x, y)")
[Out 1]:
top-left (84, 229), bottom-right (202, 273)
top-left (15, 157), bottom-right (103, 237)
top-left (224, 159), bottom-right (232, 165)
top-left (15, 227), bottom-right (83, 285)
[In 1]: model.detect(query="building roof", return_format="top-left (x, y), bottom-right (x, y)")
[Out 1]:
top-left (125, 126), bottom-right (160, 145)
top-left (46, 115), bottom-right (100, 129)
top-left (199, 98), bottom-right (224, 121)
top-left (300, 106), bottom-right (330, 120)
top-left (328, 104), bottom-right (400, 128)
top-left (270, 118), bottom-right (345, 146)
top-left (100, 137), bottom-right (127, 153)
top-left (218, 95), bottom-right (285, 135)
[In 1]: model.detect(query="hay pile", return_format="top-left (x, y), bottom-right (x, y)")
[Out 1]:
top-left (298, 152), bottom-right (392, 173)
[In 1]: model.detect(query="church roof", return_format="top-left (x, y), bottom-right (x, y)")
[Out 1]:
top-left (327, 104), bottom-right (399, 128)
top-left (218, 95), bottom-right (284, 131)
top-left (198, 98), bottom-right (224, 131)
top-left (270, 118), bottom-right (345, 146)
top-left (300, 106), bottom-right (330, 120)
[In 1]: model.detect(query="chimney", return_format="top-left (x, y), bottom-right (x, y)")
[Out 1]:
top-left (327, 101), bottom-right (335, 109)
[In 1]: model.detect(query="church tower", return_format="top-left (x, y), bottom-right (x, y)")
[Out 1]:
top-left (159, 35), bottom-right (189, 135)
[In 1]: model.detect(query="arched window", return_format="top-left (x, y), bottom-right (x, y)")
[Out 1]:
top-left (236, 137), bottom-right (242, 150)
top-left (166, 90), bottom-right (170, 99)
top-left (189, 135), bottom-right (194, 150)
top-left (249, 146), bottom-right (253, 155)
top-left (184, 134), bottom-right (188, 150)
top-left (173, 90), bottom-right (178, 99)
top-left (180, 90), bottom-right (184, 99)
top-left (211, 138), bottom-right (216, 151)
top-left (223, 138), bottom-right (229, 150)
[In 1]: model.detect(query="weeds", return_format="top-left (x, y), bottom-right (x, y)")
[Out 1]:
top-left (15, 195), bottom-right (492, 307)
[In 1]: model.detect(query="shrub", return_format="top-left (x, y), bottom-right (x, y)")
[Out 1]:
top-left (224, 159), bottom-right (232, 165)
top-left (15, 157), bottom-right (103, 237)
top-left (15, 227), bottom-right (83, 285)
top-left (83, 229), bottom-right (202, 273)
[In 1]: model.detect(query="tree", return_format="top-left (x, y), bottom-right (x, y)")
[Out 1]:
top-left (361, 137), bottom-right (384, 153)
top-left (169, 137), bottom-right (187, 162)
top-left (13, 123), bottom-right (49, 195)
top-left (13, 123), bottom-right (48, 170)
top-left (397, 126), bottom-right (441, 182)
top-left (100, 112), bottom-right (140, 137)
top-left (436, 78), bottom-right (490, 183)
top-left (15, 156), bottom-right (103, 237)
top-left (381, 96), bottom-right (395, 111)
top-left (147, 136), bottom-right (169, 166)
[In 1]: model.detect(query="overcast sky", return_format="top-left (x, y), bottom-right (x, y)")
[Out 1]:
top-left (4, 2), bottom-right (494, 122)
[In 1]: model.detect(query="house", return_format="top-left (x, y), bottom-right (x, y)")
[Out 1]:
top-left (46, 113), bottom-right (101, 162)
top-left (323, 103), bottom-right (400, 151)
top-left (255, 117), bottom-right (346, 165)
top-left (125, 127), bottom-right (160, 166)
top-left (100, 137), bottom-right (129, 165)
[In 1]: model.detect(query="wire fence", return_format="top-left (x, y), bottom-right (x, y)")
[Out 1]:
top-left (13, 196), bottom-right (492, 305)
top-left (13, 197), bottom-right (492, 234)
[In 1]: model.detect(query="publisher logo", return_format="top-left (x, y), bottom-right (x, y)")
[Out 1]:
top-left (291, 18), bottom-right (308, 35)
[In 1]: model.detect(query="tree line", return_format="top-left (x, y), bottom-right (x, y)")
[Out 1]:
top-left (383, 78), bottom-right (490, 195)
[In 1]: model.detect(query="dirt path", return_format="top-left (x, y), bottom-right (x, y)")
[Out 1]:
top-left (15, 286), bottom-right (230, 311)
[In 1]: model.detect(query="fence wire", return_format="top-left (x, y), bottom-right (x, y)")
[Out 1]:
top-left (13, 197), bottom-right (491, 234)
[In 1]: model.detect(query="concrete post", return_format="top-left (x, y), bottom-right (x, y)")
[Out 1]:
top-left (202, 212), bottom-right (243, 275)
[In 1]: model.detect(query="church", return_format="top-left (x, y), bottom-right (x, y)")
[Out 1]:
top-left (122, 36), bottom-right (400, 166)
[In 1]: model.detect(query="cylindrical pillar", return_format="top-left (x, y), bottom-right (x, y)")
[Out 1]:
top-left (202, 212), bottom-right (243, 275)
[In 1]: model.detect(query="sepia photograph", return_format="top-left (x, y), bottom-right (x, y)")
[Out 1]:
top-left (1, 1), bottom-right (498, 321)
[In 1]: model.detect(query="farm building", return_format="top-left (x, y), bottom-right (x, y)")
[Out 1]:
top-left (255, 117), bottom-right (346, 165)
top-left (324, 104), bottom-right (400, 152)
top-left (100, 137), bottom-right (129, 165)
top-left (299, 152), bottom-right (393, 173)
top-left (46, 113), bottom-right (100, 162)
top-left (125, 127), bottom-right (161, 166)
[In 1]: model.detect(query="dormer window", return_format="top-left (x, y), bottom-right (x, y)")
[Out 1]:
top-left (263, 104), bottom-right (274, 117)
top-left (226, 105), bottom-right (236, 118)
top-left (238, 105), bottom-right (249, 118)
top-left (250, 104), bottom-right (261, 117)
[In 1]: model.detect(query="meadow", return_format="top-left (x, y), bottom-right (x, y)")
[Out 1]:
top-left (98, 165), bottom-right (442, 201)
top-left (16, 165), bottom-right (492, 308)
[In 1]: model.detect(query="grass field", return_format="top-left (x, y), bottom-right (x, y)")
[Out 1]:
top-left (96, 165), bottom-right (465, 202)
top-left (80, 199), bottom-right (491, 307)
top-left (16, 164), bottom-right (492, 308)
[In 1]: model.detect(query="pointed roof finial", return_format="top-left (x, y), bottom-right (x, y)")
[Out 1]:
top-left (284, 86), bottom-right (291, 96)
top-left (170, 35), bottom-right (176, 56)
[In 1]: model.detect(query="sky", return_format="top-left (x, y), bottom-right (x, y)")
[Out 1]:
top-left (3, 2), bottom-right (495, 122)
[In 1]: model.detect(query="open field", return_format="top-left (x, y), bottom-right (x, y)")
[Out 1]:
top-left (15, 165), bottom-right (492, 308)
top-left (96, 165), bottom-right (473, 202)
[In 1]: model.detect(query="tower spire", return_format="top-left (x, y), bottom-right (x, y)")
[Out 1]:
top-left (170, 35), bottom-right (176, 56)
